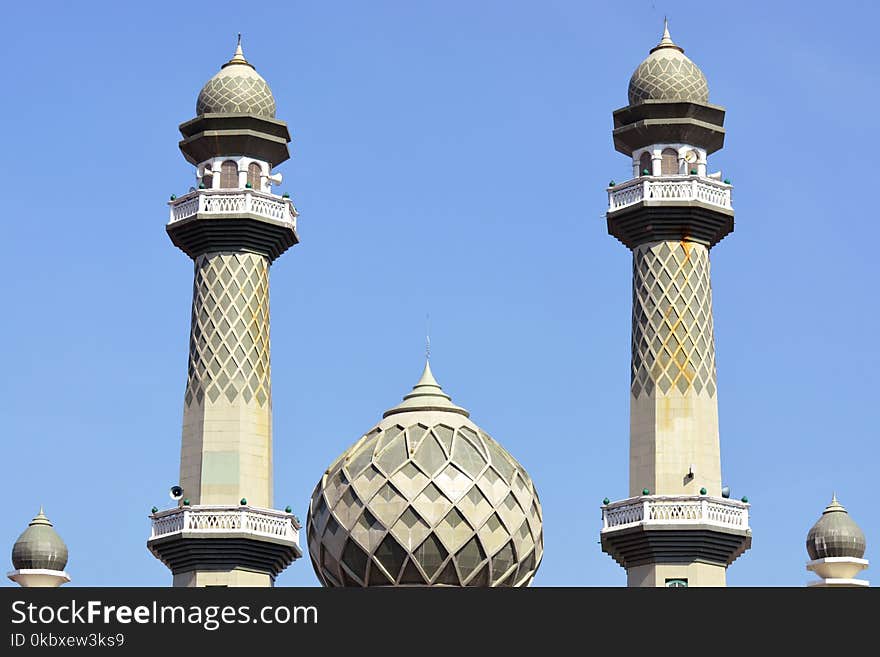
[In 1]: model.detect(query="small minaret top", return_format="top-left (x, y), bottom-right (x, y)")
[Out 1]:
top-left (8, 507), bottom-right (71, 588)
top-left (805, 493), bottom-right (869, 587)
top-left (628, 19), bottom-right (709, 105)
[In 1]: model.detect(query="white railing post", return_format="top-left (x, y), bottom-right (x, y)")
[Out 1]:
top-left (182, 508), bottom-right (190, 531)
top-left (643, 180), bottom-right (650, 201)
top-left (741, 505), bottom-right (748, 528)
top-left (642, 498), bottom-right (651, 522)
top-left (700, 498), bottom-right (708, 521)
top-left (240, 509), bottom-right (248, 532)
top-left (602, 507), bottom-right (608, 529)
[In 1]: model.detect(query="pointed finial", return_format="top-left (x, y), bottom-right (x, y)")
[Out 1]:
top-left (823, 493), bottom-right (846, 514)
top-left (29, 507), bottom-right (52, 527)
top-left (650, 18), bottom-right (684, 54)
top-left (222, 33), bottom-right (252, 69)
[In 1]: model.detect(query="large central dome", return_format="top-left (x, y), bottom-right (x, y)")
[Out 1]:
top-left (306, 361), bottom-right (543, 587)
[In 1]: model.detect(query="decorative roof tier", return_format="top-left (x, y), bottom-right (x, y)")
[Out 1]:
top-left (306, 360), bottom-right (543, 587)
top-left (628, 20), bottom-right (709, 105)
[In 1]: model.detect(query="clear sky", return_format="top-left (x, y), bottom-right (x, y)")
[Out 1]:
top-left (2, 0), bottom-right (877, 587)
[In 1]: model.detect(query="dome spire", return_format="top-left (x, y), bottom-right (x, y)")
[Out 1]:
top-left (383, 359), bottom-right (469, 418)
top-left (222, 33), bottom-right (254, 70)
top-left (651, 18), bottom-right (685, 54)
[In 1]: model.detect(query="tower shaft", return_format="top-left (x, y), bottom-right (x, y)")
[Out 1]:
top-left (599, 24), bottom-right (751, 587)
top-left (180, 251), bottom-right (273, 508)
top-left (629, 240), bottom-right (721, 498)
top-left (147, 41), bottom-right (301, 588)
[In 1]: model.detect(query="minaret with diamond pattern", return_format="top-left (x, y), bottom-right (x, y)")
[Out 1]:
top-left (147, 39), bottom-right (302, 587)
top-left (599, 22), bottom-right (751, 587)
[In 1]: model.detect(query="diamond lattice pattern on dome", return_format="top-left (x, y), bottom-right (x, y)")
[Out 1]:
top-left (631, 241), bottom-right (717, 398)
top-left (185, 253), bottom-right (271, 407)
top-left (628, 54), bottom-right (709, 104)
top-left (308, 422), bottom-right (543, 587)
top-left (197, 75), bottom-right (276, 118)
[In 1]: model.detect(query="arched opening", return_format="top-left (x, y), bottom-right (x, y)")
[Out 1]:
top-left (639, 152), bottom-right (652, 177)
top-left (220, 160), bottom-right (238, 188)
top-left (661, 148), bottom-right (679, 176)
top-left (247, 162), bottom-right (262, 190)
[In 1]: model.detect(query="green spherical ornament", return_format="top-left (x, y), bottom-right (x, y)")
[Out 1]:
top-left (690, 169), bottom-right (697, 175)
top-left (285, 505), bottom-right (292, 513)
top-left (609, 180), bottom-right (616, 187)
top-left (741, 496), bottom-right (749, 503)
top-left (642, 168), bottom-right (650, 176)
top-left (240, 498), bottom-right (248, 506)
top-left (182, 498), bottom-right (190, 506)
top-left (603, 498), bottom-right (610, 505)
top-left (198, 183), bottom-right (205, 189)
top-left (700, 487), bottom-right (707, 495)
top-left (723, 178), bottom-right (731, 184)
top-left (282, 192), bottom-right (290, 198)
top-left (170, 194), bottom-right (176, 201)
top-left (642, 488), bottom-right (650, 496)
top-left (245, 182), bottom-right (253, 189)
top-left (151, 506), bottom-right (158, 514)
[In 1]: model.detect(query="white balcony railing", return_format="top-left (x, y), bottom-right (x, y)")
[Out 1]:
top-left (601, 495), bottom-right (749, 532)
top-left (168, 189), bottom-right (298, 229)
top-left (608, 175), bottom-right (732, 212)
top-left (149, 505), bottom-right (301, 547)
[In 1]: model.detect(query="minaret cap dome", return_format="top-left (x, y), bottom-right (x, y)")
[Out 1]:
top-left (11, 507), bottom-right (69, 571)
top-left (306, 360), bottom-right (544, 587)
top-left (805, 494), bottom-right (866, 560)
top-left (628, 20), bottom-right (709, 105)
top-left (196, 37), bottom-right (276, 118)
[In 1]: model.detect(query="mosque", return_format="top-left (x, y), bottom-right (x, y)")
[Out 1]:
top-left (6, 23), bottom-right (870, 588)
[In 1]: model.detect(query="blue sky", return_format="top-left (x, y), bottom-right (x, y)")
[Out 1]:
top-left (2, 0), bottom-right (877, 587)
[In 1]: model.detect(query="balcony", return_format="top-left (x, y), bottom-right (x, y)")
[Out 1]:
top-left (600, 495), bottom-right (751, 568)
top-left (168, 188), bottom-right (298, 230)
top-left (602, 495), bottom-right (749, 531)
top-left (608, 175), bottom-right (732, 213)
top-left (150, 504), bottom-right (301, 543)
top-left (148, 505), bottom-right (302, 577)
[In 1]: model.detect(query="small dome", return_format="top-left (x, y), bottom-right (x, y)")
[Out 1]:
top-left (806, 495), bottom-right (866, 560)
top-left (307, 361), bottom-right (543, 587)
top-left (11, 508), bottom-right (69, 571)
top-left (628, 21), bottom-right (709, 105)
top-left (196, 38), bottom-right (276, 118)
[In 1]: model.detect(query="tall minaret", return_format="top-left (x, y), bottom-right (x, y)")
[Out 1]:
top-left (147, 38), bottom-right (302, 587)
top-left (599, 21), bottom-right (751, 587)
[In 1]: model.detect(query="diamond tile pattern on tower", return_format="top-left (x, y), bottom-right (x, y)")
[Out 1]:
top-left (307, 422), bottom-right (543, 587)
top-left (631, 241), bottom-right (717, 398)
top-left (628, 54), bottom-right (709, 104)
top-left (197, 75), bottom-right (276, 118)
top-left (185, 253), bottom-right (271, 407)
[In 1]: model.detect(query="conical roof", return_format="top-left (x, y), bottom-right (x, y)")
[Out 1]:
top-left (382, 360), bottom-right (469, 418)
top-left (806, 494), bottom-right (866, 560)
top-left (196, 36), bottom-right (277, 118)
top-left (11, 507), bottom-right (69, 571)
top-left (628, 20), bottom-right (709, 105)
